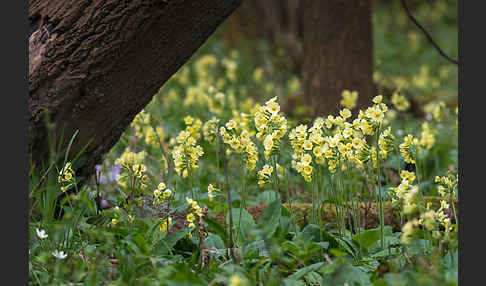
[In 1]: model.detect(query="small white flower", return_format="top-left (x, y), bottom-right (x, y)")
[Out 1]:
top-left (36, 228), bottom-right (48, 239)
top-left (52, 250), bottom-right (67, 259)
top-left (425, 114), bottom-right (433, 121)
top-left (396, 129), bottom-right (404, 136)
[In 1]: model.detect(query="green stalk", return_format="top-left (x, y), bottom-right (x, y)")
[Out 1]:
top-left (330, 173), bottom-right (341, 235)
top-left (237, 159), bottom-right (245, 241)
top-left (338, 156), bottom-right (348, 237)
top-left (395, 145), bottom-right (402, 175)
top-left (414, 153), bottom-right (426, 203)
top-left (271, 154), bottom-right (279, 200)
top-left (223, 145), bottom-right (237, 264)
top-left (375, 124), bottom-right (386, 249)
top-left (311, 168), bottom-right (316, 224)
top-left (450, 187), bottom-right (458, 229)
top-left (216, 136), bottom-right (221, 188)
top-left (317, 165), bottom-right (323, 226)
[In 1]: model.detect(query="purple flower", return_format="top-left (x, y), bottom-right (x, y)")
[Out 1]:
top-left (95, 164), bottom-right (108, 184)
top-left (95, 163), bottom-right (121, 184)
top-left (108, 164), bottom-right (121, 182)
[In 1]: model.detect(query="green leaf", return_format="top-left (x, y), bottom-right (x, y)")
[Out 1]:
top-left (315, 241), bottom-right (329, 250)
top-left (227, 208), bottom-right (255, 245)
top-left (281, 241), bottom-right (300, 256)
top-left (353, 228), bottom-right (381, 249)
top-left (299, 224), bottom-right (321, 242)
top-left (244, 239), bottom-right (267, 257)
top-left (204, 217), bottom-right (228, 244)
top-left (154, 228), bottom-right (189, 255)
top-left (336, 237), bottom-right (360, 260)
top-left (205, 233), bottom-right (225, 250)
top-left (372, 247), bottom-right (401, 259)
top-left (300, 224), bottom-right (338, 249)
top-left (286, 262), bottom-right (325, 281)
top-left (281, 205), bottom-right (292, 217)
top-left (322, 264), bottom-right (371, 286)
top-left (257, 199), bottom-right (282, 237)
top-left (357, 257), bottom-right (381, 273)
top-left (133, 233), bottom-right (151, 255)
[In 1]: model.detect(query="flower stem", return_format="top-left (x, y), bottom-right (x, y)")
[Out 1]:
top-left (376, 124), bottom-right (386, 249)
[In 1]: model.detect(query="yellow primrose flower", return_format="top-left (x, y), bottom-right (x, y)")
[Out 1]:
top-left (373, 95), bottom-right (383, 104)
top-left (229, 275), bottom-right (244, 286)
top-left (340, 90), bottom-right (359, 109)
top-left (301, 154), bottom-right (312, 165)
top-left (207, 184), bottom-right (220, 201)
top-left (400, 171), bottom-right (416, 183)
top-left (186, 213), bottom-right (195, 223)
top-left (313, 146), bottom-right (323, 157)
top-left (334, 116), bottom-right (345, 125)
top-left (184, 116), bottom-right (194, 125)
top-left (302, 140), bottom-right (313, 150)
top-left (370, 108), bottom-right (384, 123)
top-left (226, 120), bottom-right (237, 130)
top-left (158, 182), bottom-right (166, 190)
top-left (163, 189), bottom-right (172, 198)
top-left (266, 101), bottom-right (280, 115)
top-left (160, 217), bottom-right (172, 232)
top-left (340, 108), bottom-right (352, 119)
top-left (342, 127), bottom-right (353, 139)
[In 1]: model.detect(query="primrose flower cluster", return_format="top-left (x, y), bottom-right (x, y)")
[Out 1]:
top-left (58, 162), bottom-right (75, 192)
top-left (254, 97), bottom-right (288, 160)
top-left (419, 122), bottom-right (436, 150)
top-left (401, 198), bottom-right (456, 245)
top-left (185, 197), bottom-right (205, 237)
top-left (207, 184), bottom-right (220, 201)
top-left (202, 117), bottom-right (220, 143)
top-left (152, 182), bottom-right (173, 205)
top-left (114, 148), bottom-right (148, 189)
top-left (393, 169), bottom-right (458, 245)
top-left (171, 117), bottom-right (204, 178)
top-left (159, 217), bottom-right (172, 233)
top-left (376, 127), bottom-right (396, 161)
top-left (220, 119), bottom-right (258, 171)
top-left (424, 101), bottom-right (446, 122)
top-left (389, 170), bottom-right (420, 214)
top-left (435, 171), bottom-right (458, 199)
top-left (288, 124), bottom-right (316, 182)
top-left (131, 109), bottom-right (165, 148)
top-left (288, 95), bottom-right (392, 181)
top-left (398, 122), bottom-right (437, 165)
top-left (257, 164), bottom-right (274, 186)
top-left (391, 91), bottom-right (410, 111)
top-left (340, 90), bottom-right (359, 109)
top-left (399, 134), bottom-right (419, 164)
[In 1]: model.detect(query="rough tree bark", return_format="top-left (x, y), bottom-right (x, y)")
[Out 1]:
top-left (301, 0), bottom-right (374, 116)
top-left (29, 0), bottom-right (242, 177)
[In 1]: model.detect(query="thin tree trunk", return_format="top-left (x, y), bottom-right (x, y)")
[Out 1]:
top-left (301, 0), bottom-right (374, 116)
top-left (28, 0), bottom-right (242, 177)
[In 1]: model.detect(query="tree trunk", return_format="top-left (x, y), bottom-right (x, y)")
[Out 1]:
top-left (220, 0), bottom-right (305, 74)
top-left (29, 0), bottom-right (242, 177)
top-left (301, 0), bottom-right (374, 117)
